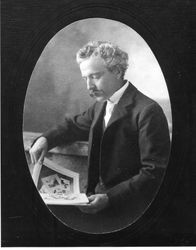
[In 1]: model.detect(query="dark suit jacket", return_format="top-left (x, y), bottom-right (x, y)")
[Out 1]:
top-left (43, 82), bottom-right (170, 218)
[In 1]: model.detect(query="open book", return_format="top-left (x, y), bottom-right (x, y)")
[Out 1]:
top-left (32, 158), bottom-right (89, 205)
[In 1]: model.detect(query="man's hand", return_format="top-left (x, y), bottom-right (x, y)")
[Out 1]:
top-left (77, 194), bottom-right (109, 214)
top-left (29, 137), bottom-right (48, 165)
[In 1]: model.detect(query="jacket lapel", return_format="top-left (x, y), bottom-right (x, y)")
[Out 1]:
top-left (106, 82), bottom-right (137, 129)
top-left (91, 82), bottom-right (137, 131)
top-left (91, 101), bottom-right (106, 130)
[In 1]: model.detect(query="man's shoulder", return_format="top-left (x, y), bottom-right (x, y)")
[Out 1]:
top-left (128, 84), bottom-right (160, 112)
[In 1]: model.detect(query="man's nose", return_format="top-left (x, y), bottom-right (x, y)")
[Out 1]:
top-left (86, 78), bottom-right (94, 90)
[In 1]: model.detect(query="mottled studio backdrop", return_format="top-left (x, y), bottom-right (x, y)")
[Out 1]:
top-left (23, 18), bottom-right (172, 134)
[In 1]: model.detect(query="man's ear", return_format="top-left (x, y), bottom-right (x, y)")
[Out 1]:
top-left (113, 66), bottom-right (122, 79)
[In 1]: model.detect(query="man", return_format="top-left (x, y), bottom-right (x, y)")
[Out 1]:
top-left (30, 41), bottom-right (170, 218)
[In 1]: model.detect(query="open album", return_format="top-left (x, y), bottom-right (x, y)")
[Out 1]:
top-left (31, 158), bottom-right (89, 205)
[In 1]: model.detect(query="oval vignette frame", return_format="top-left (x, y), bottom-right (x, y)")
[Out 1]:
top-left (20, 1), bottom-right (189, 243)
top-left (23, 17), bottom-right (172, 233)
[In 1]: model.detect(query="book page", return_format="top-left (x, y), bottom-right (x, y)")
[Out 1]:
top-left (32, 158), bottom-right (89, 205)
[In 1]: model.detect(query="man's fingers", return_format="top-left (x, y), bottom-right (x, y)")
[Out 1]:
top-left (29, 148), bottom-right (37, 164)
top-left (88, 195), bottom-right (98, 205)
top-left (87, 195), bottom-right (96, 202)
top-left (38, 149), bottom-right (45, 164)
top-left (29, 148), bottom-right (44, 165)
top-left (31, 151), bottom-right (39, 164)
top-left (29, 137), bottom-right (48, 165)
top-left (30, 151), bottom-right (34, 164)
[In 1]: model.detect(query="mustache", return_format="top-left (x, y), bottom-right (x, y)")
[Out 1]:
top-left (89, 88), bottom-right (100, 97)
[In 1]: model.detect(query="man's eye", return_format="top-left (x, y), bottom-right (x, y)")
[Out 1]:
top-left (92, 75), bottom-right (100, 79)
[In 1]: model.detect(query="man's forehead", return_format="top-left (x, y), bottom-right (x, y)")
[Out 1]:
top-left (79, 55), bottom-right (106, 72)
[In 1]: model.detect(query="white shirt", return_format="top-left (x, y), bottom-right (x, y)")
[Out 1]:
top-left (104, 81), bottom-right (129, 128)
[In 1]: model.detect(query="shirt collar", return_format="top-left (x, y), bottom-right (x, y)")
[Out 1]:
top-left (107, 80), bottom-right (129, 105)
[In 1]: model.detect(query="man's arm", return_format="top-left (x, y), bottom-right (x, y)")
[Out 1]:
top-left (29, 103), bottom-right (95, 164)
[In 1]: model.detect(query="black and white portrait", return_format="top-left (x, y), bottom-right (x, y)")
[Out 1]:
top-left (23, 18), bottom-right (172, 234)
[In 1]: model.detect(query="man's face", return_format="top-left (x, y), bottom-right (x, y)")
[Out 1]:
top-left (79, 55), bottom-right (121, 102)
